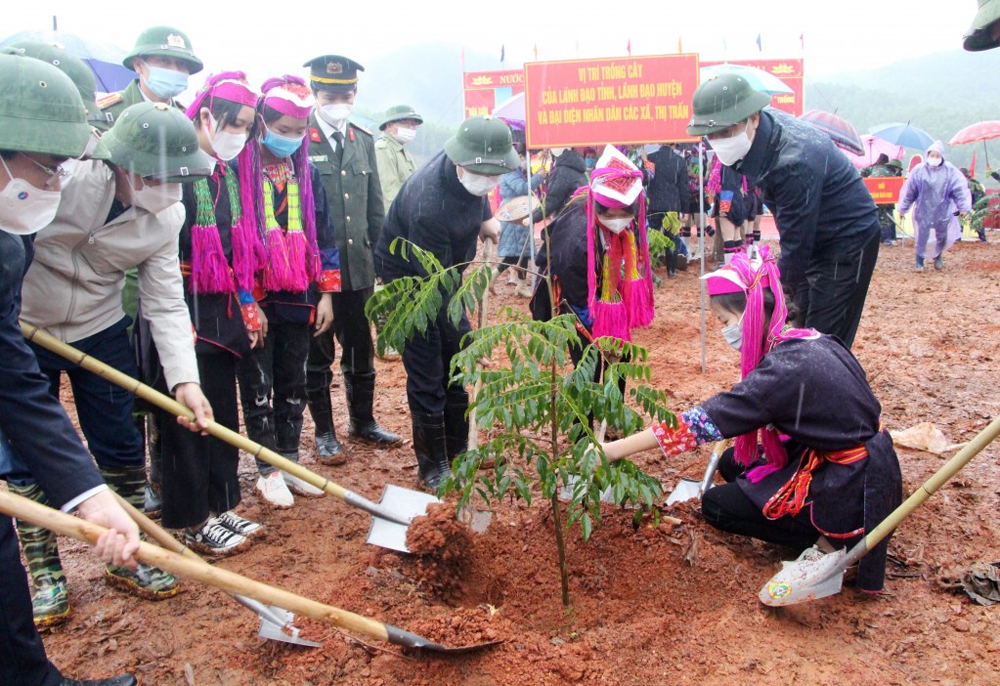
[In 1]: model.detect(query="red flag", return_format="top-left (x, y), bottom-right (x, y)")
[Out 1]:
top-left (970, 151), bottom-right (978, 178)
top-left (627, 39), bottom-right (631, 56)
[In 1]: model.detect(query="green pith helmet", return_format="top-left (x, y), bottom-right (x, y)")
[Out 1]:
top-left (100, 102), bottom-right (213, 182)
top-left (444, 115), bottom-right (519, 175)
top-left (964, 0), bottom-right (1000, 51)
top-left (687, 74), bottom-right (772, 136)
top-left (0, 53), bottom-right (108, 160)
top-left (122, 26), bottom-right (203, 73)
top-left (379, 104), bottom-right (423, 131)
top-left (1, 41), bottom-right (104, 125)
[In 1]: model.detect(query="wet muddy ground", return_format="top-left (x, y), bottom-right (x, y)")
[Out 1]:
top-left (33, 236), bottom-right (1000, 684)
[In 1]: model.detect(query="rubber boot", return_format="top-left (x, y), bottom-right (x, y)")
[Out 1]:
top-left (9, 481), bottom-right (70, 628)
top-left (444, 399), bottom-right (470, 463)
top-left (306, 386), bottom-right (345, 465)
top-left (100, 467), bottom-right (180, 600)
top-left (514, 274), bottom-right (533, 298)
top-left (344, 371), bottom-right (402, 446)
top-left (412, 413), bottom-right (450, 492)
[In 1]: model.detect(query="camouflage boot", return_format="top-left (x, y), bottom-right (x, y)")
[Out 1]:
top-left (100, 467), bottom-right (180, 600)
top-left (9, 481), bottom-right (70, 628)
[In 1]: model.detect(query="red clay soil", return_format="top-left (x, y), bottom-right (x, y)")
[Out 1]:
top-left (29, 237), bottom-right (1000, 685)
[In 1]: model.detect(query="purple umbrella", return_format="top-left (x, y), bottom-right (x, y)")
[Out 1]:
top-left (799, 110), bottom-right (864, 156)
top-left (0, 29), bottom-right (135, 93)
top-left (844, 135), bottom-right (905, 170)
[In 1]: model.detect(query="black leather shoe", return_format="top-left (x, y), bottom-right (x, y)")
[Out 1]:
top-left (61, 674), bottom-right (138, 686)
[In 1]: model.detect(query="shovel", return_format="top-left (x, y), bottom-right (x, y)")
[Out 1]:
top-left (759, 414), bottom-right (1000, 607)
top-left (110, 492), bottom-right (319, 647)
top-left (665, 439), bottom-right (729, 506)
top-left (20, 322), bottom-right (438, 554)
top-left (0, 489), bottom-right (502, 654)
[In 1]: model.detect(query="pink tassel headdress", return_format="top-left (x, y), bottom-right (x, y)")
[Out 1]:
top-left (702, 246), bottom-right (816, 482)
top-left (258, 76), bottom-right (322, 292)
top-left (183, 71), bottom-right (265, 294)
top-left (585, 145), bottom-right (654, 341)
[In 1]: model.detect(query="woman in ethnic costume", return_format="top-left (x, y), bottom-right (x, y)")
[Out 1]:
top-left (603, 248), bottom-right (903, 593)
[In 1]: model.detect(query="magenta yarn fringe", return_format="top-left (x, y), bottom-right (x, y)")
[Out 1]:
top-left (623, 277), bottom-right (654, 328)
top-left (283, 231), bottom-right (311, 292)
top-left (592, 300), bottom-right (631, 342)
top-left (263, 228), bottom-right (294, 292)
top-left (190, 224), bottom-right (233, 293)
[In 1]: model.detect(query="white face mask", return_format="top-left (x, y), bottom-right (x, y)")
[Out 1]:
top-left (927, 156), bottom-right (943, 167)
top-left (710, 125), bottom-right (753, 167)
top-left (392, 127), bottom-right (417, 145)
top-left (600, 216), bottom-right (633, 234)
top-left (721, 321), bottom-right (742, 351)
top-left (206, 114), bottom-right (247, 161)
top-left (458, 168), bottom-right (501, 197)
top-left (0, 174), bottom-right (62, 236)
top-left (128, 175), bottom-right (182, 214)
top-left (319, 103), bottom-right (353, 128)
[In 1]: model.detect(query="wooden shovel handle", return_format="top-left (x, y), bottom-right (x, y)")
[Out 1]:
top-left (20, 322), bottom-right (348, 501)
top-left (0, 489), bottom-right (394, 644)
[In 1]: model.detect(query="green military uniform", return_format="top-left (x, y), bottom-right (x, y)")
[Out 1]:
top-left (374, 104), bottom-right (423, 209)
top-left (95, 26), bottom-right (202, 133)
top-left (304, 54), bottom-right (400, 454)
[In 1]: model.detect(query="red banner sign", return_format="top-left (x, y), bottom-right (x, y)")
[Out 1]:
top-left (702, 59), bottom-right (804, 117)
top-left (524, 54), bottom-right (700, 148)
top-left (864, 176), bottom-right (905, 204)
top-left (463, 70), bottom-right (525, 118)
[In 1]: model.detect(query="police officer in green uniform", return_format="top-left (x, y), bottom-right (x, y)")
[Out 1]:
top-left (0, 51), bottom-right (140, 686)
top-left (95, 25), bottom-right (203, 131)
top-left (303, 54), bottom-right (400, 464)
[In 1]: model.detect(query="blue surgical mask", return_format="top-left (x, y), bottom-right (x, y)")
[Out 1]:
top-left (585, 158), bottom-right (596, 170)
top-left (143, 66), bottom-right (189, 100)
top-left (261, 126), bottom-right (304, 158)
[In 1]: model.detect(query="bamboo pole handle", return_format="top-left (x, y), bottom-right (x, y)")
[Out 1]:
top-left (20, 322), bottom-right (347, 500)
top-left (0, 489), bottom-right (393, 643)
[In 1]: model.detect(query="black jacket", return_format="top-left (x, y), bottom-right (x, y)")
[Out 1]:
top-left (534, 150), bottom-right (588, 222)
top-left (376, 150), bottom-right (492, 280)
top-left (646, 146), bottom-right (691, 214)
top-left (534, 200), bottom-right (596, 324)
top-left (734, 109), bottom-right (879, 300)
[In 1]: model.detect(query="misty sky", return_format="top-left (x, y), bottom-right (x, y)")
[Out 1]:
top-left (5, 0), bottom-right (984, 90)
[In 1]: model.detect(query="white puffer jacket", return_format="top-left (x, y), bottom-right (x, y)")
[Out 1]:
top-left (21, 159), bottom-right (198, 390)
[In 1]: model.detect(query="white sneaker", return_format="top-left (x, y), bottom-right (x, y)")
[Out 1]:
top-left (214, 510), bottom-right (263, 538)
top-left (256, 472), bottom-right (294, 508)
top-left (283, 473), bottom-right (325, 497)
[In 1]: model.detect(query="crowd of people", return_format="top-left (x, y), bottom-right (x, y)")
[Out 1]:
top-left (2, 4), bottom-right (999, 682)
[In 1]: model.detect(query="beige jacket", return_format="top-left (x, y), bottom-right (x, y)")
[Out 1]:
top-left (21, 159), bottom-right (198, 390)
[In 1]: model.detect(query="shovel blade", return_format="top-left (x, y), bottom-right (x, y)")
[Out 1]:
top-left (758, 547), bottom-right (848, 607)
top-left (665, 477), bottom-right (701, 506)
top-left (256, 605), bottom-right (321, 647)
top-left (366, 484), bottom-right (441, 553)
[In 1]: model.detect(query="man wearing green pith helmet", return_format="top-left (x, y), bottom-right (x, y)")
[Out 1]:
top-left (3, 101), bottom-right (215, 627)
top-left (0, 51), bottom-right (142, 686)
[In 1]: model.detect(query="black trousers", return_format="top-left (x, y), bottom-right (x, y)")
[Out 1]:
top-left (160, 350), bottom-right (241, 530)
top-left (307, 287), bottom-right (375, 383)
top-left (401, 305), bottom-right (471, 417)
top-left (1, 515), bottom-right (62, 686)
top-left (800, 228), bottom-right (880, 349)
top-left (237, 321), bottom-right (310, 474)
top-left (701, 449), bottom-right (819, 549)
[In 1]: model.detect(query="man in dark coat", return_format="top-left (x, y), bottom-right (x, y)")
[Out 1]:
top-left (688, 74), bottom-right (880, 349)
top-left (375, 115), bottom-right (517, 490)
top-left (303, 55), bottom-right (399, 466)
